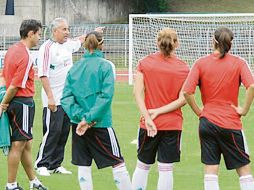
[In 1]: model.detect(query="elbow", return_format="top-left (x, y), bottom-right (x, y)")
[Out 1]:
top-left (60, 97), bottom-right (69, 113)
top-left (9, 85), bottom-right (19, 92)
top-left (132, 88), bottom-right (136, 97)
top-left (104, 93), bottom-right (114, 102)
top-left (182, 91), bottom-right (194, 104)
top-left (248, 83), bottom-right (254, 90)
top-left (60, 101), bottom-right (67, 112)
top-left (183, 91), bottom-right (190, 99)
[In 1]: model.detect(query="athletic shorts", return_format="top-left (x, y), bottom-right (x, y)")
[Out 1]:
top-left (72, 125), bottom-right (124, 169)
top-left (7, 97), bottom-right (35, 141)
top-left (137, 128), bottom-right (181, 164)
top-left (199, 117), bottom-right (250, 170)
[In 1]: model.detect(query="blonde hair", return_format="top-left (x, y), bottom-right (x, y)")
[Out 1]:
top-left (157, 28), bottom-right (178, 57)
top-left (84, 31), bottom-right (103, 52)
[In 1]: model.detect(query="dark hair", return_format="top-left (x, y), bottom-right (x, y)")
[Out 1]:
top-left (214, 27), bottom-right (234, 58)
top-left (157, 28), bottom-right (178, 57)
top-left (19, 19), bottom-right (42, 39)
top-left (84, 31), bottom-right (103, 51)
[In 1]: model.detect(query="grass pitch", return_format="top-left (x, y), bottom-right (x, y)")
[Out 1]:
top-left (0, 82), bottom-right (253, 189)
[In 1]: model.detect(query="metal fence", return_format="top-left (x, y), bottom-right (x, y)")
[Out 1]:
top-left (0, 24), bottom-right (129, 69)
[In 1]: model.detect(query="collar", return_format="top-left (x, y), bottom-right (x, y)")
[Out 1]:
top-left (83, 49), bottom-right (104, 58)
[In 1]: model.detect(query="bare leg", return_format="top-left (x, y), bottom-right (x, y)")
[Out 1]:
top-left (21, 140), bottom-right (36, 180)
top-left (204, 165), bottom-right (220, 190)
top-left (8, 141), bottom-right (26, 182)
top-left (236, 164), bottom-right (254, 190)
top-left (236, 164), bottom-right (252, 176)
top-left (205, 165), bottom-right (219, 175)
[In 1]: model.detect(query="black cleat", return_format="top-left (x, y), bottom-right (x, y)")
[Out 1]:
top-left (30, 183), bottom-right (48, 190)
top-left (5, 184), bottom-right (24, 190)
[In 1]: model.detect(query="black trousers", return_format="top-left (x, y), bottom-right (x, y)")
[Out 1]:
top-left (35, 105), bottom-right (71, 170)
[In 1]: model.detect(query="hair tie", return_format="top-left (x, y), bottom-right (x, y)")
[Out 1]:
top-left (213, 36), bottom-right (219, 44)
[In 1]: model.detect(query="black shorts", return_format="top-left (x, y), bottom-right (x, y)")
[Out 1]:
top-left (137, 128), bottom-right (181, 164)
top-left (7, 97), bottom-right (35, 141)
top-left (199, 117), bottom-right (250, 170)
top-left (72, 125), bottom-right (124, 169)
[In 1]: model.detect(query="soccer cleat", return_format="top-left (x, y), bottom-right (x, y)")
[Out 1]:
top-left (30, 183), bottom-right (48, 190)
top-left (5, 184), bottom-right (24, 190)
top-left (5, 187), bottom-right (23, 190)
top-left (51, 166), bottom-right (72, 174)
top-left (36, 167), bottom-right (51, 176)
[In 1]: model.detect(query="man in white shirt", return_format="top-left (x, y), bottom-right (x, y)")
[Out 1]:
top-left (34, 17), bottom-right (86, 176)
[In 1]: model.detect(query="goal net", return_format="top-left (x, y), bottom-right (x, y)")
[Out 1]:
top-left (129, 13), bottom-right (254, 84)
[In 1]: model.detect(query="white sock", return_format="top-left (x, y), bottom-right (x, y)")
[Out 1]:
top-left (112, 163), bottom-right (131, 190)
top-left (157, 162), bottom-right (173, 190)
top-left (132, 160), bottom-right (151, 190)
top-left (6, 182), bottom-right (18, 189)
top-left (78, 166), bottom-right (93, 190)
top-left (30, 177), bottom-right (42, 188)
top-left (204, 174), bottom-right (219, 190)
top-left (240, 175), bottom-right (254, 190)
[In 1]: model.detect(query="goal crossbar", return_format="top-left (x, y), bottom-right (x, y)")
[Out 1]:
top-left (129, 13), bottom-right (254, 84)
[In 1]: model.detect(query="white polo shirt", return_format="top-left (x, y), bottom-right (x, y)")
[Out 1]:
top-left (37, 39), bottom-right (81, 107)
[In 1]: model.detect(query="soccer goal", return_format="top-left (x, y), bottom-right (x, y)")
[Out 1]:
top-left (129, 13), bottom-right (254, 84)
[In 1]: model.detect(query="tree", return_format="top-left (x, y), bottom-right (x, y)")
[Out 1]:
top-left (132, 0), bottom-right (169, 13)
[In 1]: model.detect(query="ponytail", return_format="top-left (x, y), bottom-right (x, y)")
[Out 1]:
top-left (214, 27), bottom-right (233, 58)
top-left (84, 31), bottom-right (103, 52)
top-left (157, 28), bottom-right (178, 57)
top-left (84, 34), bottom-right (98, 51)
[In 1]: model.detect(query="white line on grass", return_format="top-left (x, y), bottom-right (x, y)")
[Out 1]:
top-left (130, 139), bottom-right (138, 145)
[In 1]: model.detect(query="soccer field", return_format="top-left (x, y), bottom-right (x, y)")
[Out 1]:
top-left (0, 82), bottom-right (254, 190)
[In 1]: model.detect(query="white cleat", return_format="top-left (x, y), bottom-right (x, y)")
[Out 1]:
top-left (36, 167), bottom-right (51, 176)
top-left (51, 166), bottom-right (72, 174)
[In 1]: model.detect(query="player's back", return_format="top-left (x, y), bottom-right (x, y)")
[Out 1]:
top-left (138, 51), bottom-right (189, 130)
top-left (195, 52), bottom-right (253, 129)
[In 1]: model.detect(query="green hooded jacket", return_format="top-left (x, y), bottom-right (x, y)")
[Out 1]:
top-left (61, 49), bottom-right (114, 128)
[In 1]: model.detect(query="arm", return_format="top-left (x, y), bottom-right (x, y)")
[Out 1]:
top-left (232, 60), bottom-right (254, 116)
top-left (94, 26), bottom-right (105, 33)
top-left (1, 85), bottom-right (18, 105)
top-left (61, 74), bottom-right (86, 123)
top-left (133, 71), bottom-right (157, 137)
top-left (183, 92), bottom-right (202, 117)
top-left (182, 62), bottom-right (201, 117)
top-left (0, 54), bottom-right (30, 114)
top-left (0, 76), bottom-right (6, 87)
top-left (74, 27), bottom-right (105, 45)
top-left (40, 76), bottom-right (56, 112)
top-left (37, 42), bottom-right (56, 111)
top-left (232, 84), bottom-right (254, 116)
top-left (241, 84), bottom-right (254, 115)
top-left (75, 35), bottom-right (86, 44)
top-left (61, 74), bottom-right (94, 136)
top-left (148, 90), bottom-right (186, 120)
top-left (0, 85), bottom-right (18, 116)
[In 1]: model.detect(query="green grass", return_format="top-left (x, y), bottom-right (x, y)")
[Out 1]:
top-left (0, 82), bottom-right (254, 189)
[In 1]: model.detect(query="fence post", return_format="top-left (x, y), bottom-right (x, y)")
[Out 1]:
top-left (124, 25), bottom-right (128, 67)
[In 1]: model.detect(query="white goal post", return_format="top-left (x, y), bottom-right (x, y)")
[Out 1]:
top-left (129, 13), bottom-right (254, 85)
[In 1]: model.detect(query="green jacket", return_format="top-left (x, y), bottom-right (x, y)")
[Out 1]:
top-left (0, 86), bottom-right (11, 155)
top-left (61, 49), bottom-right (114, 128)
